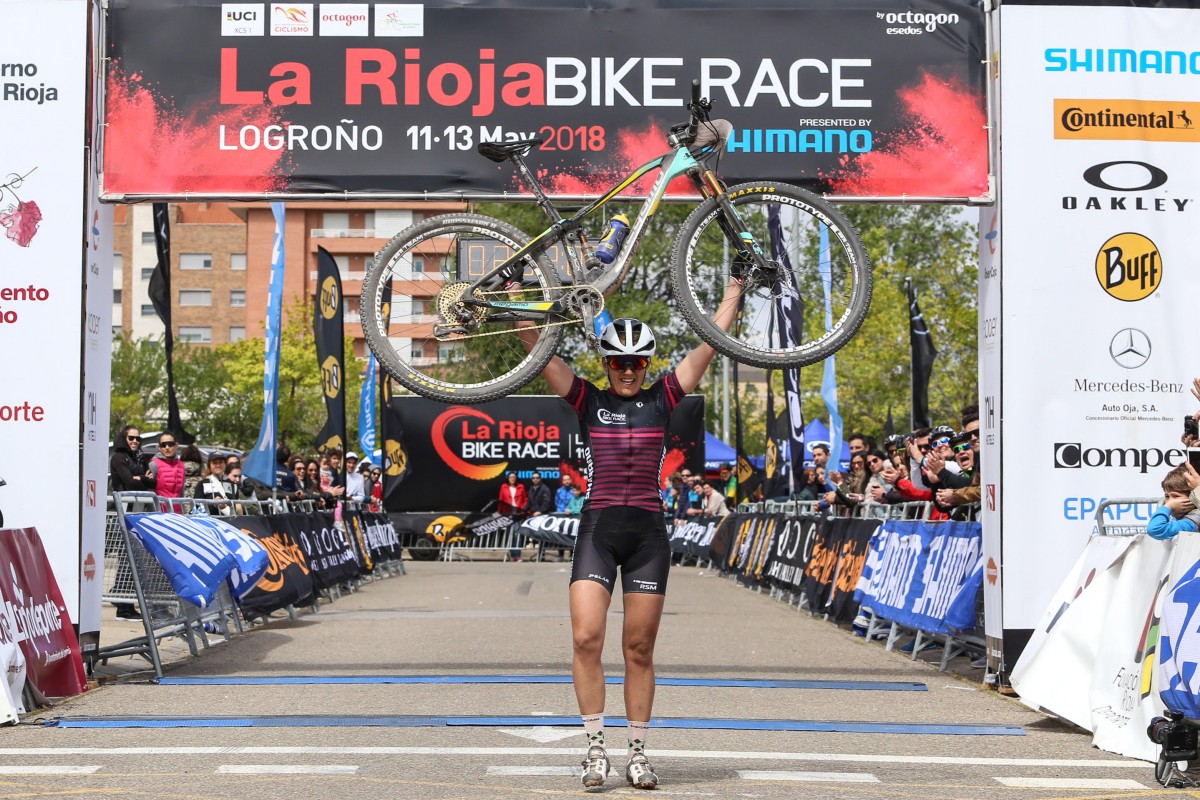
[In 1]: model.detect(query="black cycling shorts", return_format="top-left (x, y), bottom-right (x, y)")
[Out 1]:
top-left (570, 506), bottom-right (671, 595)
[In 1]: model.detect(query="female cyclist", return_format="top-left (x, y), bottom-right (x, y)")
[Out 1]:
top-left (520, 279), bottom-right (741, 789)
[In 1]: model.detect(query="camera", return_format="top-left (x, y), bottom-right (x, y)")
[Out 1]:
top-left (1148, 712), bottom-right (1200, 761)
top-left (1186, 416), bottom-right (1199, 438)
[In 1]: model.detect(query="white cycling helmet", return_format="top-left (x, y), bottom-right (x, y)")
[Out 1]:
top-left (598, 317), bottom-right (656, 358)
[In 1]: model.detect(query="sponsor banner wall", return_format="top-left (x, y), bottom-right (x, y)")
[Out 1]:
top-left (0, 529), bottom-right (88, 699)
top-left (386, 394), bottom-right (703, 513)
top-left (0, 0), bottom-right (111, 645)
top-left (101, 0), bottom-right (988, 200)
top-left (998, 4), bottom-right (1199, 651)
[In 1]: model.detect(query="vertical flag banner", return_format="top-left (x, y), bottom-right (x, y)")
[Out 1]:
top-left (767, 204), bottom-right (806, 489)
top-left (763, 372), bottom-right (784, 498)
top-left (314, 246), bottom-right (346, 456)
top-left (818, 223), bottom-right (844, 469)
top-left (242, 203), bottom-right (286, 487)
top-left (360, 354), bottom-right (377, 460)
top-left (378, 281), bottom-right (410, 498)
top-left (907, 277), bottom-right (937, 430)
top-left (732, 358), bottom-right (761, 503)
top-left (147, 203), bottom-right (192, 444)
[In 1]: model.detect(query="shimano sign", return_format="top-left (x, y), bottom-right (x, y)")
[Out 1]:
top-left (1053, 442), bottom-right (1184, 473)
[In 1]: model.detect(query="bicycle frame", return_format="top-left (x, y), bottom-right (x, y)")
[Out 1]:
top-left (464, 139), bottom-right (761, 321)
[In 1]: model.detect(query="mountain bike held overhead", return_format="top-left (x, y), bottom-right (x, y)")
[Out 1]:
top-left (360, 79), bottom-right (872, 404)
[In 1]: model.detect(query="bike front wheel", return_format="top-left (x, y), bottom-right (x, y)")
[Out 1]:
top-left (671, 182), bottom-right (872, 368)
top-left (361, 213), bottom-right (564, 404)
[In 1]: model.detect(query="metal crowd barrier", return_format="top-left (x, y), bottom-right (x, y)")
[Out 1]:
top-left (1094, 497), bottom-right (1158, 537)
top-left (100, 492), bottom-right (244, 678)
top-left (745, 498), bottom-right (985, 673)
top-left (99, 492), bottom-right (402, 678)
top-left (442, 520), bottom-right (525, 561)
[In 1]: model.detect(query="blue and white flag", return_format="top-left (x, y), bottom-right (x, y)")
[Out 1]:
top-left (359, 353), bottom-right (377, 460)
top-left (125, 514), bottom-right (237, 608)
top-left (1159, 558), bottom-right (1200, 719)
top-left (188, 516), bottom-right (270, 601)
top-left (818, 223), bottom-right (844, 469)
top-left (243, 202), bottom-right (286, 487)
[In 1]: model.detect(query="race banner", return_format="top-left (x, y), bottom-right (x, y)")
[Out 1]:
top-left (799, 517), bottom-right (851, 613)
top-left (764, 515), bottom-right (821, 593)
top-left (232, 515), bottom-right (317, 616)
top-left (358, 511), bottom-right (403, 563)
top-left (729, 514), bottom-right (780, 588)
top-left (519, 514), bottom-right (580, 549)
top-left (0, 627), bottom-right (25, 722)
top-left (100, 0), bottom-right (988, 201)
top-left (1012, 531), bottom-right (1179, 762)
top-left (186, 516), bottom-right (270, 601)
top-left (0, 528), bottom-right (88, 699)
top-left (853, 520), bottom-right (980, 634)
top-left (386, 394), bottom-right (704, 513)
top-left (668, 515), bottom-right (726, 561)
top-left (281, 512), bottom-right (361, 589)
top-left (826, 518), bottom-right (879, 624)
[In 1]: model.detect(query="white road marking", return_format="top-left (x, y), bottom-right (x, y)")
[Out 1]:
top-left (0, 746), bottom-right (1146, 769)
top-left (739, 770), bottom-right (880, 783)
top-left (216, 765), bottom-right (358, 775)
top-left (994, 777), bottom-right (1147, 789)
top-left (0, 766), bottom-right (101, 775)
top-left (496, 727), bottom-right (581, 743)
top-left (487, 766), bottom-right (580, 776)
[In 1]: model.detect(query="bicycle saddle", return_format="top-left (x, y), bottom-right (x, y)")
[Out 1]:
top-left (477, 137), bottom-right (546, 163)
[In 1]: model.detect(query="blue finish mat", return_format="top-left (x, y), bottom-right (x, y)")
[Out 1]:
top-left (46, 714), bottom-right (1022, 736)
top-left (156, 675), bottom-right (927, 691)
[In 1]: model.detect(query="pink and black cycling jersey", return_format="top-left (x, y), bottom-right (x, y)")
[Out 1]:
top-left (565, 373), bottom-right (686, 513)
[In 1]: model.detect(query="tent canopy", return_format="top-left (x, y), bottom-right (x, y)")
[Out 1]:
top-left (704, 431), bottom-right (736, 470)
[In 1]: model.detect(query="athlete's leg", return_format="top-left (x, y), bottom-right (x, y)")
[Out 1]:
top-left (570, 579), bottom-right (613, 715)
top-left (620, 591), bottom-right (665, 722)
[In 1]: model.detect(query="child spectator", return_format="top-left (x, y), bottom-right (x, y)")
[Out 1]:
top-left (1148, 464), bottom-right (1200, 540)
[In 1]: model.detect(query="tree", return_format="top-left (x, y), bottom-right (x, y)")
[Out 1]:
top-left (109, 297), bottom-right (367, 455)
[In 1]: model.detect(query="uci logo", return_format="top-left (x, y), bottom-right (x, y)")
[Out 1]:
top-left (319, 276), bottom-right (340, 320)
top-left (321, 354), bottom-right (341, 398)
top-left (1095, 232), bottom-right (1160, 301)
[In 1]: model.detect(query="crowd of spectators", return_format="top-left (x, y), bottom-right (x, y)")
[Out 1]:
top-left (109, 426), bottom-right (384, 515)
top-left (791, 404), bottom-right (981, 520)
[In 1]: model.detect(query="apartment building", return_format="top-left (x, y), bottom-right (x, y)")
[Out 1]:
top-left (112, 200), bottom-right (464, 355)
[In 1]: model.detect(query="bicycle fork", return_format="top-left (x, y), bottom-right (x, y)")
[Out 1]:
top-left (695, 170), bottom-right (776, 284)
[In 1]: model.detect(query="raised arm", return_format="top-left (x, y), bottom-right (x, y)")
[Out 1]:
top-left (673, 278), bottom-right (743, 394)
top-left (517, 322), bottom-right (576, 398)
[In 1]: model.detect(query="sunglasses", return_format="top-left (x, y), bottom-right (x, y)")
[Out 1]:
top-left (127, 435), bottom-right (142, 442)
top-left (867, 457), bottom-right (882, 465)
top-left (605, 356), bottom-right (649, 372)
top-left (916, 444), bottom-right (931, 453)
top-left (933, 437), bottom-right (950, 447)
top-left (159, 441), bottom-right (177, 447)
top-left (952, 442), bottom-right (971, 453)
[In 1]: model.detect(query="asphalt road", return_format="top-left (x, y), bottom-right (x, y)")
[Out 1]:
top-left (0, 559), bottom-right (1178, 799)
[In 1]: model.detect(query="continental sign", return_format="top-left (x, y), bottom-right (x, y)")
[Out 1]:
top-left (1055, 98), bottom-right (1200, 142)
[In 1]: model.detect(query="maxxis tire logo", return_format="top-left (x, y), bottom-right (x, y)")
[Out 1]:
top-left (1095, 232), bottom-right (1160, 301)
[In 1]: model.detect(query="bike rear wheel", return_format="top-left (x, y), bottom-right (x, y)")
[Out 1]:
top-left (671, 182), bottom-right (872, 368)
top-left (361, 213), bottom-right (564, 404)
